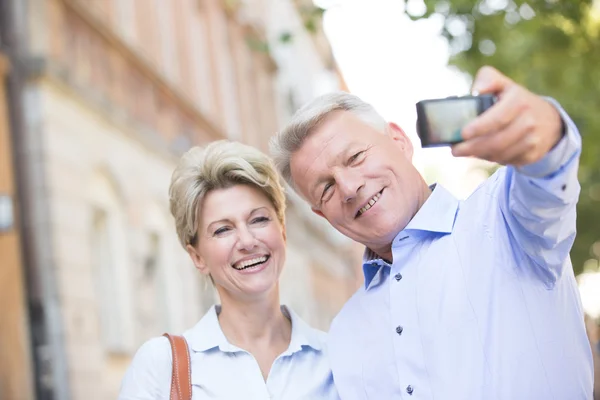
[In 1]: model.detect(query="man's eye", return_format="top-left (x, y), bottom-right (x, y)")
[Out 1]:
top-left (349, 151), bottom-right (365, 164)
top-left (321, 182), bottom-right (334, 202)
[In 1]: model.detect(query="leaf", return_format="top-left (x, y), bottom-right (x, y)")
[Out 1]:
top-left (279, 31), bottom-right (294, 44)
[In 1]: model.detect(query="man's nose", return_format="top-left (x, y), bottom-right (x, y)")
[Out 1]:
top-left (336, 169), bottom-right (364, 203)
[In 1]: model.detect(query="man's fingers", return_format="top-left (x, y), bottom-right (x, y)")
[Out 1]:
top-left (451, 134), bottom-right (487, 158)
top-left (498, 135), bottom-right (541, 166)
top-left (452, 113), bottom-right (532, 160)
top-left (450, 66), bottom-right (563, 166)
top-left (471, 65), bottom-right (513, 95)
top-left (462, 86), bottom-right (521, 140)
top-left (490, 116), bottom-right (539, 164)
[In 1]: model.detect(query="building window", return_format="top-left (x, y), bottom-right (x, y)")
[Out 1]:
top-left (91, 208), bottom-right (129, 352)
top-left (115, 0), bottom-right (137, 43)
top-left (188, 10), bottom-right (214, 115)
top-left (214, 13), bottom-right (242, 139)
top-left (136, 232), bottom-right (168, 338)
top-left (154, 0), bottom-right (180, 82)
top-left (88, 172), bottom-right (134, 353)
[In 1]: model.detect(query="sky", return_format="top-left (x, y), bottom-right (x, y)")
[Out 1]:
top-left (316, 0), bottom-right (492, 199)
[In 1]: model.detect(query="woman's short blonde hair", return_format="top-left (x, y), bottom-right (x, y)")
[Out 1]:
top-left (169, 140), bottom-right (286, 248)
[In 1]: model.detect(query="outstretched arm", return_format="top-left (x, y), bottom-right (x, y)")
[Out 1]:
top-left (452, 66), bottom-right (581, 286)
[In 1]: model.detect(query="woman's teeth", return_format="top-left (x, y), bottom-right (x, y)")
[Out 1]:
top-left (233, 256), bottom-right (268, 270)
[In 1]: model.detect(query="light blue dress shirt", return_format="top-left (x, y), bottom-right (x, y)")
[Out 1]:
top-left (119, 305), bottom-right (339, 399)
top-left (327, 103), bottom-right (594, 400)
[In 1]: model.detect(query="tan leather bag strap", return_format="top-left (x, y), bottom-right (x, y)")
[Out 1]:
top-left (163, 333), bottom-right (192, 400)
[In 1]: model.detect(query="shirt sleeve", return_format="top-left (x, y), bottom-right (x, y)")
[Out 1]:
top-left (117, 336), bottom-right (172, 400)
top-left (499, 98), bottom-right (581, 288)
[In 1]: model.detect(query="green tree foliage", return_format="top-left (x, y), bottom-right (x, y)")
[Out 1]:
top-left (403, 0), bottom-right (600, 275)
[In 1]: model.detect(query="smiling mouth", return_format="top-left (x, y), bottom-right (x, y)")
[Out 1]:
top-left (356, 189), bottom-right (383, 218)
top-left (232, 255), bottom-right (270, 270)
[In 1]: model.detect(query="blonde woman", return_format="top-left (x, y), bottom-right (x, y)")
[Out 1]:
top-left (118, 140), bottom-right (338, 399)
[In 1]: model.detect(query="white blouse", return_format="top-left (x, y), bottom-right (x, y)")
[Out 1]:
top-left (118, 305), bottom-right (339, 399)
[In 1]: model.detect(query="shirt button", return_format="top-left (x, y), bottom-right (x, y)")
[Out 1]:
top-left (406, 385), bottom-right (414, 395)
top-left (394, 273), bottom-right (402, 281)
top-left (395, 325), bottom-right (403, 335)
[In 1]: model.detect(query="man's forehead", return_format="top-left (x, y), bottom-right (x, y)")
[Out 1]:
top-left (306, 114), bottom-right (361, 154)
top-left (291, 111), bottom-right (373, 177)
top-left (294, 128), bottom-right (349, 172)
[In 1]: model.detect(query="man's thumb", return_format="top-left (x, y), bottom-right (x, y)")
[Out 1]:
top-left (471, 65), bottom-right (510, 95)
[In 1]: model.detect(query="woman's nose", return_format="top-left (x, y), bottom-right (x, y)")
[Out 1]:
top-left (236, 227), bottom-right (258, 250)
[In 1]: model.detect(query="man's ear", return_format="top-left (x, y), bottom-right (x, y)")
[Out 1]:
top-left (186, 244), bottom-right (210, 276)
top-left (387, 122), bottom-right (414, 160)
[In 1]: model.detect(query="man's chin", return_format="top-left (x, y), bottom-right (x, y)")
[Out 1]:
top-left (339, 222), bottom-right (398, 244)
top-left (361, 230), bottom-right (401, 247)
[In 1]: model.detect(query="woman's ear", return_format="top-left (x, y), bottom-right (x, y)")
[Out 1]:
top-left (186, 244), bottom-right (210, 276)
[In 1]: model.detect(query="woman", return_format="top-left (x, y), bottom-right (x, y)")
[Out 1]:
top-left (118, 140), bottom-right (338, 399)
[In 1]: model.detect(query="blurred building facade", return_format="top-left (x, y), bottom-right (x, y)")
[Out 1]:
top-left (0, 36), bottom-right (36, 400)
top-left (0, 0), bottom-right (362, 399)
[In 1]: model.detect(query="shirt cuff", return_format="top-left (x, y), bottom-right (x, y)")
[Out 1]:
top-left (517, 97), bottom-right (582, 179)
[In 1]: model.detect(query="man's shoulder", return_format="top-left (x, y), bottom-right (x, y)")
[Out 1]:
top-left (325, 286), bottom-right (370, 372)
top-left (454, 166), bottom-right (508, 219)
top-left (329, 286), bottom-right (365, 338)
top-left (450, 167), bottom-right (509, 237)
top-left (463, 166), bottom-right (507, 202)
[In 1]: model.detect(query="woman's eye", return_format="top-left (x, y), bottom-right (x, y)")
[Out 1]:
top-left (251, 216), bottom-right (270, 224)
top-left (213, 226), bottom-right (230, 236)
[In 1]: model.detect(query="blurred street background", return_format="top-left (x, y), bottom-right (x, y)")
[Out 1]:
top-left (0, 0), bottom-right (598, 399)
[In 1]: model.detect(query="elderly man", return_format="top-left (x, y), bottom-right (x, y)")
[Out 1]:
top-left (270, 66), bottom-right (593, 399)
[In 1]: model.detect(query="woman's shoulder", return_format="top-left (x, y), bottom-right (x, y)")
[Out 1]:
top-left (118, 336), bottom-right (173, 399)
top-left (127, 335), bottom-right (174, 369)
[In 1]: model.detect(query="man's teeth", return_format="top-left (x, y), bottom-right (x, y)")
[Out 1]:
top-left (358, 192), bottom-right (381, 216)
top-left (233, 256), bottom-right (268, 270)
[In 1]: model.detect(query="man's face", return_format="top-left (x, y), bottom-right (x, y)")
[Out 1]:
top-left (290, 111), bottom-right (426, 256)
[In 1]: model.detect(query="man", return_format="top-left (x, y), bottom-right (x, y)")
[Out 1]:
top-left (270, 66), bottom-right (593, 399)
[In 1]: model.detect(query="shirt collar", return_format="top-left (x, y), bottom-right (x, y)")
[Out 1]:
top-left (361, 184), bottom-right (460, 288)
top-left (184, 305), bottom-right (323, 354)
top-left (283, 306), bottom-right (323, 354)
top-left (402, 184), bottom-right (459, 234)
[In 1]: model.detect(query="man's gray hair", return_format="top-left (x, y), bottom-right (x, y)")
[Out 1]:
top-left (269, 91), bottom-right (387, 189)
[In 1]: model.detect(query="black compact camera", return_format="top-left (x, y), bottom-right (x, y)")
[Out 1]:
top-left (416, 94), bottom-right (497, 147)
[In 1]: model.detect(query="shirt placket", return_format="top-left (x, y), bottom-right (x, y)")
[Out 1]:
top-left (235, 350), bottom-right (272, 399)
top-left (390, 235), bottom-right (433, 399)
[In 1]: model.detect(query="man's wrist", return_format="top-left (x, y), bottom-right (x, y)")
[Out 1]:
top-left (551, 113), bottom-right (567, 150)
top-left (517, 98), bottom-right (580, 179)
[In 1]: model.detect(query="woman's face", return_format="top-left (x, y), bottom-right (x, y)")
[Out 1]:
top-left (187, 184), bottom-right (286, 301)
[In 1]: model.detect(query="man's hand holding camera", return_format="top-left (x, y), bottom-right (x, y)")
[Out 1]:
top-left (451, 66), bottom-right (564, 167)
